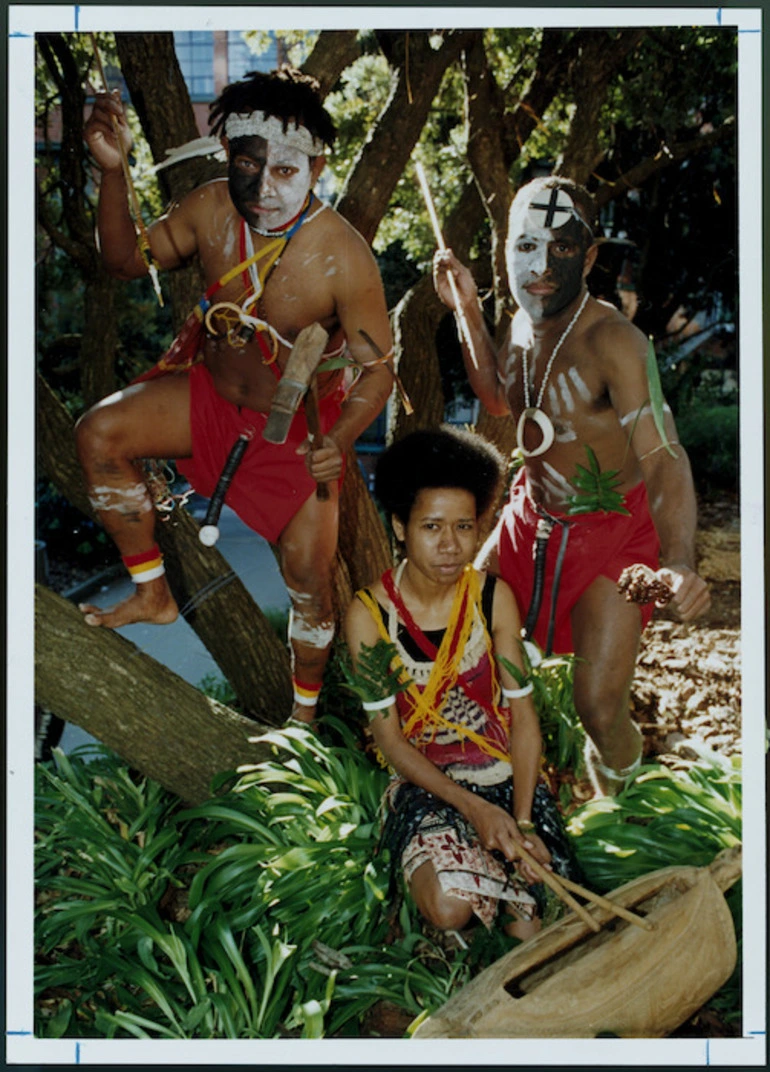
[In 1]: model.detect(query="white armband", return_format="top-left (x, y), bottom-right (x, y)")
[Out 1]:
top-left (502, 682), bottom-right (533, 700)
top-left (362, 695), bottom-right (396, 712)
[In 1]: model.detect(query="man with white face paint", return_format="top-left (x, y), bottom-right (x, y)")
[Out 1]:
top-left (434, 175), bottom-right (709, 795)
top-left (76, 67), bottom-right (393, 723)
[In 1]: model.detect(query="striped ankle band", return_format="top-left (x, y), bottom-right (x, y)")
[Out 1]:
top-left (293, 679), bottom-right (322, 707)
top-left (122, 546), bottom-right (165, 583)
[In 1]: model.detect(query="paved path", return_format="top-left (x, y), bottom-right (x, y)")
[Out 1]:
top-left (59, 503), bottom-right (290, 753)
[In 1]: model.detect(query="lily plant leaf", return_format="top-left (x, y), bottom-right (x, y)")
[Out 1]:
top-left (645, 337), bottom-right (678, 458)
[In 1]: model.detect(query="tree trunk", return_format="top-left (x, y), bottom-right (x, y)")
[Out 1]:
top-left (35, 585), bottom-right (274, 804)
top-left (556, 30), bottom-right (646, 185)
top-left (336, 30), bottom-right (475, 243)
top-left (337, 450), bottom-right (391, 596)
top-left (391, 276), bottom-right (448, 441)
top-left (80, 274), bottom-right (121, 404)
top-left (463, 37), bottom-right (515, 327)
top-left (37, 33), bottom-right (122, 407)
top-left (303, 30), bottom-right (362, 96)
top-left (36, 372), bottom-right (292, 723)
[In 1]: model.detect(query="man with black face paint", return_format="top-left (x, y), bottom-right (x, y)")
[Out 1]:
top-left (434, 176), bottom-right (709, 795)
top-left (76, 67), bottom-right (393, 723)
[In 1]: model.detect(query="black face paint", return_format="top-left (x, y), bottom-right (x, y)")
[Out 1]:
top-left (508, 210), bottom-right (592, 321)
top-left (541, 217), bottom-right (589, 317)
top-left (227, 136), bottom-right (269, 225)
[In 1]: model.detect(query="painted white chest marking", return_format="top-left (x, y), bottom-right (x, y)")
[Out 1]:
top-left (547, 384), bottom-right (562, 417)
top-left (541, 461), bottom-right (576, 504)
top-left (567, 366), bottom-right (592, 402)
top-left (556, 372), bottom-right (575, 413)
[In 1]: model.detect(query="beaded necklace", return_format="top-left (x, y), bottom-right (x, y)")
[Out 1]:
top-left (516, 288), bottom-right (590, 458)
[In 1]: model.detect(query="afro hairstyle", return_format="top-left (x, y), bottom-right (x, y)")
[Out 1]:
top-left (374, 425), bottom-right (506, 531)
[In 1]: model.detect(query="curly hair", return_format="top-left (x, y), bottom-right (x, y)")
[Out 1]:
top-left (374, 426), bottom-right (506, 528)
top-left (208, 64), bottom-right (337, 149)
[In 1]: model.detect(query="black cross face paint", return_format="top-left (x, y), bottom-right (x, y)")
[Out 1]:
top-left (506, 193), bottom-right (592, 321)
top-left (227, 134), bottom-right (313, 231)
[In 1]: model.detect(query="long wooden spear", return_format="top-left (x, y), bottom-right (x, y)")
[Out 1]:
top-left (414, 159), bottom-right (479, 370)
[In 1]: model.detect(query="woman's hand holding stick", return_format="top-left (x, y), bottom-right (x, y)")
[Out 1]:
top-left (511, 839), bottom-right (654, 933)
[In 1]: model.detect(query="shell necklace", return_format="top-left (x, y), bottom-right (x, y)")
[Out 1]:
top-left (517, 288), bottom-right (590, 458)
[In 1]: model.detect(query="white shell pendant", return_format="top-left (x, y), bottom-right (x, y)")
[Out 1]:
top-left (516, 407), bottom-right (555, 457)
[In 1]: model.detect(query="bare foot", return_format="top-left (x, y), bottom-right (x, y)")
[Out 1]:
top-left (79, 578), bottom-right (178, 628)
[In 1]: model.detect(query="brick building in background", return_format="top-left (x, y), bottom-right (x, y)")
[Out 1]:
top-left (174, 30), bottom-right (284, 135)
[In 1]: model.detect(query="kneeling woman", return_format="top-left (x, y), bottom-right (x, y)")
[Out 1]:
top-left (345, 427), bottom-right (551, 940)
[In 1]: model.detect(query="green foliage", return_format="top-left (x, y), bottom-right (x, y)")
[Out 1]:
top-left (645, 338), bottom-right (677, 458)
top-left (498, 645), bottom-right (585, 796)
top-left (673, 403), bottom-right (738, 492)
top-left (339, 639), bottom-right (411, 712)
top-left (36, 718), bottom-right (741, 1037)
top-left (567, 746), bottom-right (741, 892)
top-left (567, 445), bottom-right (630, 516)
top-left (526, 649), bottom-right (586, 782)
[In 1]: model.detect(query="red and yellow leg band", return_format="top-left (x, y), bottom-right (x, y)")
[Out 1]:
top-left (292, 678), bottom-right (322, 707)
top-left (122, 545), bottom-right (165, 584)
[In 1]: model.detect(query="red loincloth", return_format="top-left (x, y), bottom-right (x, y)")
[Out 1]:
top-left (497, 467), bottom-right (660, 655)
top-left (176, 363), bottom-right (344, 544)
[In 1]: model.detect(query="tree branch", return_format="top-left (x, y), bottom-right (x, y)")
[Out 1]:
top-left (336, 29), bottom-right (475, 243)
top-left (35, 585), bottom-right (274, 804)
top-left (303, 30), bottom-right (362, 96)
top-left (594, 117), bottom-right (735, 208)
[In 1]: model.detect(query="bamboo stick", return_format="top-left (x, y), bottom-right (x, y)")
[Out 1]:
top-left (556, 873), bottom-right (655, 932)
top-left (414, 160), bottom-right (479, 370)
top-left (511, 842), bottom-right (600, 932)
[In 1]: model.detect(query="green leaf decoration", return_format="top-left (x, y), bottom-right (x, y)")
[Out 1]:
top-left (339, 639), bottom-right (412, 712)
top-left (316, 355), bottom-right (357, 373)
top-left (566, 445), bottom-right (631, 516)
top-left (496, 653), bottom-right (530, 688)
top-left (645, 337), bottom-right (678, 458)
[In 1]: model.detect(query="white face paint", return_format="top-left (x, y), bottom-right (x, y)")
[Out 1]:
top-left (505, 189), bottom-right (591, 322)
top-left (228, 135), bottom-right (314, 232)
top-left (506, 220), bottom-right (556, 321)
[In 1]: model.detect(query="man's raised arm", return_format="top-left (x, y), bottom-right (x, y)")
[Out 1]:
top-left (85, 90), bottom-right (197, 280)
top-left (432, 249), bottom-right (509, 416)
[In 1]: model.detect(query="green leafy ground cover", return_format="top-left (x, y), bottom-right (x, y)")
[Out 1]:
top-left (35, 710), bottom-right (742, 1039)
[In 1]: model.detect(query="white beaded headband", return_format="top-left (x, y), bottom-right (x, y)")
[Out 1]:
top-left (224, 110), bottom-right (325, 156)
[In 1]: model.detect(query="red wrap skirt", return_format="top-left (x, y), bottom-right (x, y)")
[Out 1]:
top-left (497, 468), bottom-right (660, 654)
top-left (176, 363), bottom-right (343, 544)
